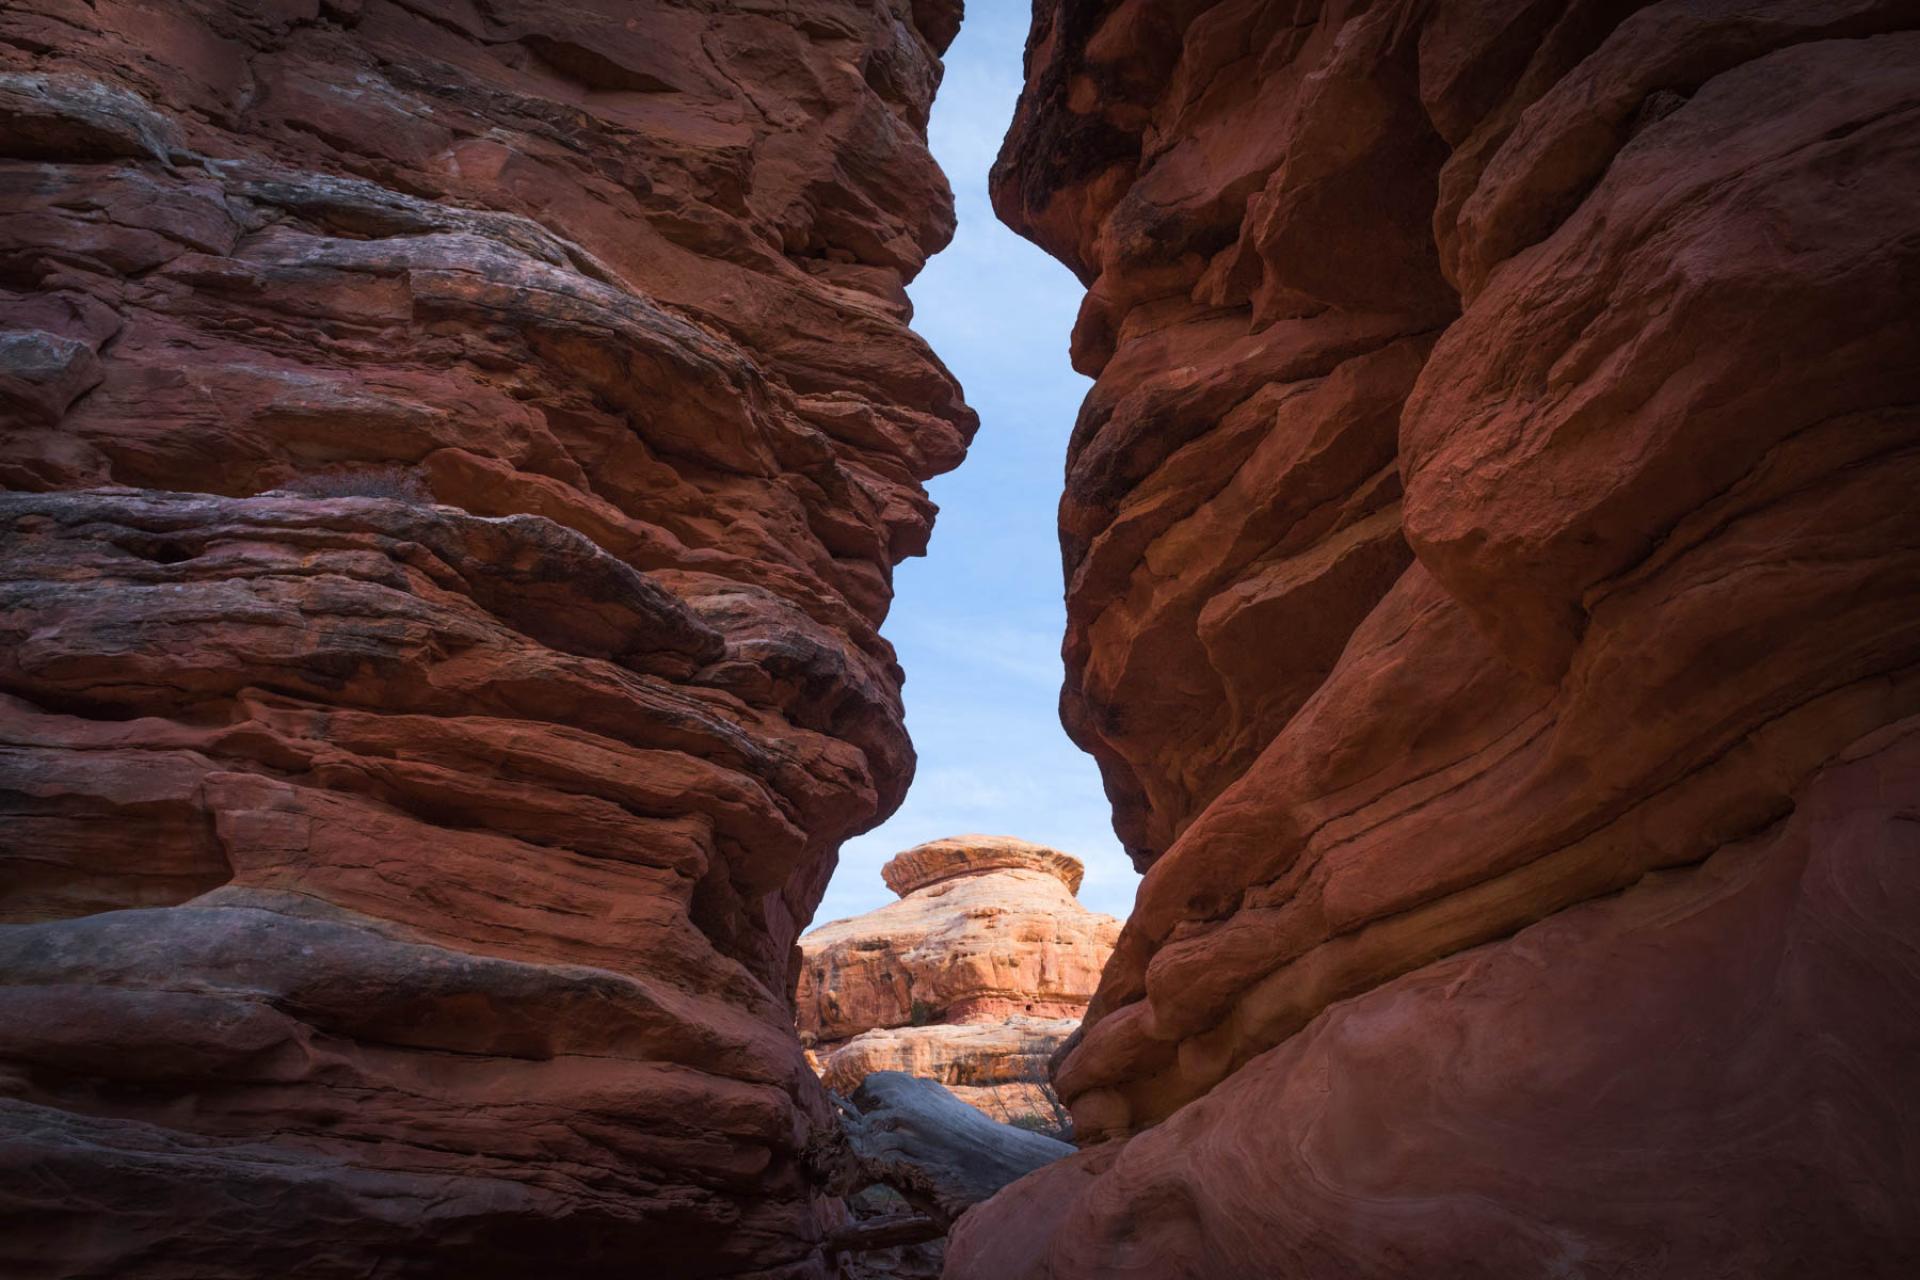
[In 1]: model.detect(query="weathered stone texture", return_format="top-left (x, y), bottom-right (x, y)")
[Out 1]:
top-left (0, 2), bottom-right (969, 1277)
top-left (951, 1), bottom-right (1920, 1275)
top-left (798, 836), bottom-right (1119, 1122)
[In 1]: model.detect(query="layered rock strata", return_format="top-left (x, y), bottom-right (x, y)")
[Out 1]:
top-left (0, 2), bottom-right (970, 1277)
top-left (953, 2), bottom-right (1920, 1275)
top-left (797, 836), bottom-right (1119, 1120)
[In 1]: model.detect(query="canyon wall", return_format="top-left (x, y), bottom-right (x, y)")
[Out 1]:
top-left (954, 1), bottom-right (1920, 1276)
top-left (0, 1), bottom-right (969, 1277)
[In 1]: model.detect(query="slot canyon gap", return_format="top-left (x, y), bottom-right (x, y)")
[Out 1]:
top-left (1, 2), bottom-right (1917, 1279)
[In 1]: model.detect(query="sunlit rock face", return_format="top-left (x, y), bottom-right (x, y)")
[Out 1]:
top-left (797, 836), bottom-right (1120, 1120)
top-left (953, 1), bottom-right (1920, 1275)
top-left (0, 1), bottom-right (971, 1276)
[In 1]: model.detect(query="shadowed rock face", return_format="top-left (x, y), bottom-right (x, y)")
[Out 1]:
top-left (955, 1), bottom-right (1920, 1275)
top-left (838, 1072), bottom-right (1073, 1228)
top-left (0, 1), bottom-right (969, 1276)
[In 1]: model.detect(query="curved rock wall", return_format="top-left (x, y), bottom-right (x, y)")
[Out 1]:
top-left (954, 1), bottom-right (1920, 1275)
top-left (0, 2), bottom-right (969, 1277)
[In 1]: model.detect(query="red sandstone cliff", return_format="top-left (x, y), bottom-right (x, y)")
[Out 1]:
top-left (0, 2), bottom-right (970, 1277)
top-left (951, 2), bottom-right (1920, 1276)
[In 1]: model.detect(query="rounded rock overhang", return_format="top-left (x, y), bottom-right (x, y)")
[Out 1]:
top-left (882, 834), bottom-right (1086, 898)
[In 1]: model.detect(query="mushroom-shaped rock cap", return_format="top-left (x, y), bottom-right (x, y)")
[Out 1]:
top-left (882, 834), bottom-right (1085, 898)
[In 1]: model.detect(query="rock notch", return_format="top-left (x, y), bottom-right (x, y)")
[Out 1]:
top-left (798, 836), bottom-right (1120, 1122)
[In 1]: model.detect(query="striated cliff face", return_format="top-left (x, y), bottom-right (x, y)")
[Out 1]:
top-left (0, 1), bottom-right (969, 1277)
top-left (954, 1), bottom-right (1920, 1276)
top-left (797, 836), bottom-right (1119, 1120)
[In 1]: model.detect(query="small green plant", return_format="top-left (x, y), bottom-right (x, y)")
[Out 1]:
top-left (908, 999), bottom-right (935, 1026)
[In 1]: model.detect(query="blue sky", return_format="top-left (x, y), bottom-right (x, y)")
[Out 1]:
top-left (810, 3), bottom-right (1135, 927)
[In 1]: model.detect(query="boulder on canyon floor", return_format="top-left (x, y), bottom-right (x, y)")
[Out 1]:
top-left (0, 2), bottom-right (970, 1278)
top-left (823, 1071), bottom-right (1076, 1280)
top-left (950, 1), bottom-right (1920, 1277)
top-left (797, 836), bottom-right (1119, 1123)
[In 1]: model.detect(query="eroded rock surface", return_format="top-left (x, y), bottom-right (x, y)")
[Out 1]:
top-left (953, 2), bottom-right (1920, 1275)
top-left (797, 836), bottom-right (1119, 1121)
top-left (814, 1017), bottom-right (1072, 1120)
top-left (823, 1072), bottom-right (1075, 1280)
top-left (0, 2), bottom-right (970, 1277)
top-left (839, 1072), bottom-right (1073, 1227)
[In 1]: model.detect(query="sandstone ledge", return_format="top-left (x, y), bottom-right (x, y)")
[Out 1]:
top-left (882, 834), bottom-right (1087, 897)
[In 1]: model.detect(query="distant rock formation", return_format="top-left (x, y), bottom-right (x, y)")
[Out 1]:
top-left (797, 836), bottom-right (1120, 1121)
top-left (0, 2), bottom-right (970, 1277)
top-left (948, 2), bottom-right (1920, 1277)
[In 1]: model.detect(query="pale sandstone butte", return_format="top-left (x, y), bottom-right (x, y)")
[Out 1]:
top-left (948, 2), bottom-right (1920, 1277)
top-left (0, 1), bottom-right (971, 1277)
top-left (797, 836), bottom-right (1119, 1118)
